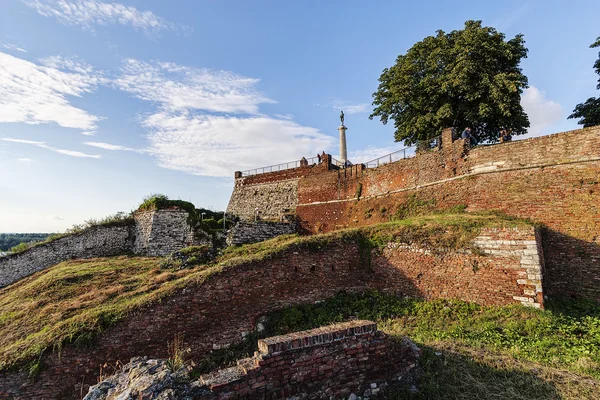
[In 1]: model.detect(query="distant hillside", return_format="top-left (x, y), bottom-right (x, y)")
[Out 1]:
top-left (0, 233), bottom-right (50, 251)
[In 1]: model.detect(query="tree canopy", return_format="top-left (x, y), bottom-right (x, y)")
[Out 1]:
top-left (568, 37), bottom-right (600, 127)
top-left (370, 20), bottom-right (530, 145)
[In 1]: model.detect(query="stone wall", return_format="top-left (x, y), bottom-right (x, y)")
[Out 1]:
top-left (0, 208), bottom-right (206, 288)
top-left (0, 224), bottom-right (134, 288)
top-left (198, 321), bottom-right (420, 399)
top-left (226, 221), bottom-right (297, 246)
top-left (226, 155), bottom-right (333, 221)
top-left (226, 178), bottom-right (300, 221)
top-left (133, 209), bottom-right (209, 256)
top-left (0, 225), bottom-right (543, 398)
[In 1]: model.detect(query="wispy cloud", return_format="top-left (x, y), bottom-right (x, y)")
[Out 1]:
top-left (321, 98), bottom-right (371, 115)
top-left (84, 141), bottom-right (138, 152)
top-left (492, 1), bottom-right (534, 32)
top-left (142, 112), bottom-right (333, 177)
top-left (17, 158), bottom-right (35, 162)
top-left (2, 138), bottom-right (101, 158)
top-left (115, 59), bottom-right (274, 115)
top-left (0, 51), bottom-right (103, 134)
top-left (115, 59), bottom-right (333, 177)
top-left (346, 145), bottom-right (413, 164)
top-left (0, 42), bottom-right (27, 53)
top-left (22, 0), bottom-right (191, 36)
top-left (521, 86), bottom-right (563, 138)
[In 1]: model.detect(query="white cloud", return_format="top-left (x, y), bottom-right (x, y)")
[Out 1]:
top-left (115, 59), bottom-right (274, 115)
top-left (521, 86), bottom-right (563, 138)
top-left (142, 112), bottom-right (333, 177)
top-left (2, 138), bottom-right (101, 158)
top-left (0, 51), bottom-right (103, 133)
top-left (84, 141), bottom-right (138, 151)
top-left (0, 42), bottom-right (27, 53)
top-left (115, 58), bottom-right (333, 177)
top-left (327, 99), bottom-right (370, 115)
top-left (346, 145), bottom-right (414, 164)
top-left (17, 158), bottom-right (34, 162)
top-left (22, 0), bottom-right (191, 36)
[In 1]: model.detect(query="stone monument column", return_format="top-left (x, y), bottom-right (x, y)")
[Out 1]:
top-left (338, 111), bottom-right (347, 164)
top-left (339, 125), bottom-right (348, 163)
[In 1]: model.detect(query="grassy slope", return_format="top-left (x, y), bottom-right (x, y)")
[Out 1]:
top-left (0, 213), bottom-right (531, 372)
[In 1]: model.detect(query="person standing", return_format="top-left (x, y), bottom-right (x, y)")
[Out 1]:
top-left (461, 127), bottom-right (478, 146)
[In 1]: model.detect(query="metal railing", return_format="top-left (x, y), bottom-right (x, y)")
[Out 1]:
top-left (240, 155), bottom-right (321, 177)
top-left (330, 157), bottom-right (345, 168)
top-left (364, 135), bottom-right (441, 169)
top-left (240, 135), bottom-right (445, 176)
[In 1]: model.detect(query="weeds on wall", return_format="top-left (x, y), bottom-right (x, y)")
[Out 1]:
top-left (395, 194), bottom-right (437, 220)
top-left (8, 212), bottom-right (134, 254)
top-left (166, 333), bottom-right (190, 372)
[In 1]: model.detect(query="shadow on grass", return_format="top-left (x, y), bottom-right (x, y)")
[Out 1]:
top-left (388, 346), bottom-right (564, 400)
top-left (544, 296), bottom-right (600, 319)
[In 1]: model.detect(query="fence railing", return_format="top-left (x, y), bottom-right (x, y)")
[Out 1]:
top-left (240, 135), bottom-right (444, 177)
top-left (240, 156), bottom-right (321, 177)
top-left (364, 135), bottom-right (441, 169)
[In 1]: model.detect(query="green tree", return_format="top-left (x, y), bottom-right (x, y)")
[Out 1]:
top-left (568, 37), bottom-right (600, 127)
top-left (370, 20), bottom-right (530, 145)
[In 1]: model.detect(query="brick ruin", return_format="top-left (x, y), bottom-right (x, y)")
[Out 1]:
top-left (227, 126), bottom-right (600, 302)
top-left (83, 321), bottom-right (420, 400)
top-left (197, 321), bottom-right (420, 399)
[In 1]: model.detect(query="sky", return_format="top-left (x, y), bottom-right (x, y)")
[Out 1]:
top-left (0, 0), bottom-right (599, 233)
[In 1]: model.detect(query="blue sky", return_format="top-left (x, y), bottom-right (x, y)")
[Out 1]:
top-left (0, 0), bottom-right (599, 232)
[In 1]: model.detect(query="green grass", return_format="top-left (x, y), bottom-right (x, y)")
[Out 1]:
top-left (192, 291), bottom-right (600, 399)
top-left (0, 213), bottom-right (534, 373)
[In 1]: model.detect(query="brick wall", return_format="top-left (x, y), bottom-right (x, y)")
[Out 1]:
top-left (0, 226), bottom-right (542, 399)
top-left (294, 126), bottom-right (600, 301)
top-left (197, 321), bottom-right (420, 399)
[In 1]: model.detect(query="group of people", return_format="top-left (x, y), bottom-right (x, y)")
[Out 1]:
top-left (461, 127), bottom-right (513, 146)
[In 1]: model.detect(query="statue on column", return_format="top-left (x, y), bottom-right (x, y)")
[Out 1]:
top-left (340, 110), bottom-right (345, 126)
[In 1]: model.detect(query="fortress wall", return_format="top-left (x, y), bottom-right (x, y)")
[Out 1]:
top-left (0, 209), bottom-right (204, 288)
top-left (297, 127), bottom-right (600, 300)
top-left (197, 321), bottom-right (419, 400)
top-left (0, 224), bottom-right (134, 288)
top-left (226, 178), bottom-right (300, 221)
top-left (133, 209), bottom-right (206, 256)
top-left (0, 227), bottom-right (541, 398)
top-left (226, 157), bottom-right (332, 221)
top-left (226, 220), bottom-right (297, 246)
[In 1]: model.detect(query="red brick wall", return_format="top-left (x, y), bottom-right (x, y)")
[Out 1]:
top-left (0, 228), bottom-right (539, 399)
top-left (296, 126), bottom-right (600, 301)
top-left (198, 321), bottom-right (419, 399)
